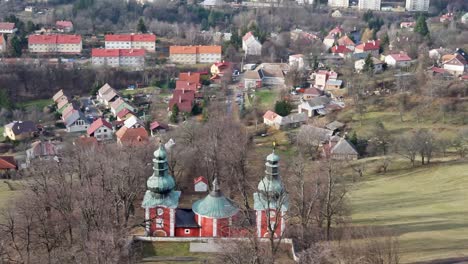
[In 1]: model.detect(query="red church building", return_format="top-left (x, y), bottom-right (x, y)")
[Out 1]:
top-left (142, 143), bottom-right (288, 238)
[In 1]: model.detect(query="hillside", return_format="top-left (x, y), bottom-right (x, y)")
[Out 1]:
top-left (350, 159), bottom-right (468, 263)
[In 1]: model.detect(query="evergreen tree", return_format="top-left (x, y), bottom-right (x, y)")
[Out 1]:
top-left (414, 15), bottom-right (429, 37)
top-left (363, 54), bottom-right (375, 74)
top-left (137, 18), bottom-right (147, 33)
top-left (0, 89), bottom-right (11, 109)
top-left (10, 36), bottom-right (22, 57)
top-left (274, 100), bottom-right (293, 116)
top-left (170, 105), bottom-right (179, 123)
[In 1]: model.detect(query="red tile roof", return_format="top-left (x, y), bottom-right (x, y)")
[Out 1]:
top-left (28, 34), bottom-right (81, 44)
top-left (120, 49), bottom-right (145, 57)
top-left (56, 20), bottom-right (73, 28)
top-left (387, 53), bottom-right (412, 62)
top-left (179, 72), bottom-right (201, 83)
top-left (116, 108), bottom-right (135, 119)
top-left (168, 90), bottom-right (195, 112)
top-left (150, 121), bottom-right (168, 131)
top-left (0, 156), bottom-right (16, 170)
top-left (175, 81), bottom-right (198, 91)
top-left (337, 35), bottom-right (355, 46)
top-left (116, 126), bottom-right (149, 146)
top-left (87, 118), bottom-right (112, 136)
top-left (263, 110), bottom-right (280, 121)
top-left (331, 45), bottom-right (352, 54)
top-left (242, 31), bottom-right (254, 41)
top-left (194, 176), bottom-right (208, 184)
top-left (105, 34), bottom-right (156, 42)
top-left (355, 40), bottom-right (381, 51)
top-left (0, 22), bottom-right (15, 31)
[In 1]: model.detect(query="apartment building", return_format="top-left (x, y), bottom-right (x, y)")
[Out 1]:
top-left (328, 0), bottom-right (348, 8)
top-left (28, 34), bottom-right (82, 53)
top-left (0, 22), bottom-right (17, 34)
top-left (405, 0), bottom-right (430, 11)
top-left (104, 34), bottom-right (156, 52)
top-left (169, 45), bottom-right (222, 64)
top-left (91, 48), bottom-right (145, 68)
top-left (358, 0), bottom-right (381, 10)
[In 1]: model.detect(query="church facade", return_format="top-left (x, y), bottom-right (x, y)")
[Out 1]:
top-left (141, 143), bottom-right (288, 238)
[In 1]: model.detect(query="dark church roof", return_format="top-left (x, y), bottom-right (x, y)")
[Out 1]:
top-left (175, 208), bottom-right (199, 228)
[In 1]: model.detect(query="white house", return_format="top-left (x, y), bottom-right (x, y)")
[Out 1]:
top-left (242, 31), bottom-right (262, 56)
top-left (63, 110), bottom-right (89, 133)
top-left (124, 115), bottom-right (144, 128)
top-left (385, 53), bottom-right (412, 68)
top-left (97, 83), bottom-right (119, 106)
top-left (298, 96), bottom-right (331, 117)
top-left (87, 118), bottom-right (113, 141)
top-left (289, 54), bottom-right (305, 69)
top-left (355, 57), bottom-right (384, 73)
top-left (462, 13), bottom-right (468, 24)
top-left (194, 176), bottom-right (208, 192)
top-left (442, 54), bottom-right (467, 76)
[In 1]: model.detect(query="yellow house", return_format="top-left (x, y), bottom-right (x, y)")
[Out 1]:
top-left (4, 121), bottom-right (37, 141)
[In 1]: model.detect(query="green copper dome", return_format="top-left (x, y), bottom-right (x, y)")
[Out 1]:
top-left (192, 178), bottom-right (239, 219)
top-left (266, 152), bottom-right (280, 163)
top-left (142, 143), bottom-right (180, 209)
top-left (257, 176), bottom-right (284, 194)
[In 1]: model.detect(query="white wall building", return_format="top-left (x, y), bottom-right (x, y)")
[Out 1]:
top-left (358, 0), bottom-right (381, 10)
top-left (405, 0), bottom-right (430, 11)
top-left (105, 34), bottom-right (156, 52)
top-left (28, 34), bottom-right (82, 53)
top-left (328, 0), bottom-right (349, 8)
top-left (92, 49), bottom-right (145, 68)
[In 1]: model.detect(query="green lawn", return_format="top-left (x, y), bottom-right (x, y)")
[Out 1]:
top-left (0, 127), bottom-right (4, 141)
top-left (350, 160), bottom-right (468, 263)
top-left (0, 180), bottom-right (22, 210)
top-left (254, 89), bottom-right (279, 109)
top-left (16, 99), bottom-right (53, 110)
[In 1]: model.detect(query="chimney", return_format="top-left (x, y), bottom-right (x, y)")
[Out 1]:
top-left (188, 71), bottom-right (191, 76)
top-left (179, 96), bottom-right (182, 103)
top-left (372, 40), bottom-right (375, 45)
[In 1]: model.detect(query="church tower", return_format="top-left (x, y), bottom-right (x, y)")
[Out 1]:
top-left (253, 144), bottom-right (288, 238)
top-left (142, 143), bottom-right (180, 237)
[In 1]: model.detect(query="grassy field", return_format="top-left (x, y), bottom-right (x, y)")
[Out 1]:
top-left (0, 180), bottom-right (22, 210)
top-left (350, 159), bottom-right (468, 263)
top-left (0, 127), bottom-right (4, 141)
top-left (15, 99), bottom-right (54, 110)
top-left (254, 89), bottom-right (279, 109)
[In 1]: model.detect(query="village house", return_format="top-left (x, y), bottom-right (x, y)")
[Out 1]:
top-left (429, 48), bottom-right (451, 62)
top-left (325, 120), bottom-right (345, 134)
top-left (312, 70), bottom-right (338, 90)
top-left (0, 22), bottom-right (17, 34)
top-left (87, 118), bottom-right (113, 141)
top-left (110, 97), bottom-right (137, 116)
top-left (337, 35), bottom-right (355, 50)
top-left (105, 34), bottom-right (156, 52)
top-left (302, 87), bottom-right (322, 100)
top-left (354, 40), bottom-right (380, 57)
top-left (176, 72), bottom-right (201, 91)
top-left (117, 108), bottom-right (136, 121)
top-left (116, 126), bottom-right (149, 146)
top-left (57, 98), bottom-right (72, 114)
top-left (243, 63), bottom-right (289, 88)
top-left (243, 70), bottom-right (262, 89)
top-left (63, 109), bottom-right (89, 132)
top-left (52, 89), bottom-right (68, 105)
top-left (168, 89), bottom-right (195, 113)
top-left (169, 45), bottom-right (222, 64)
top-left (298, 96), bottom-right (331, 117)
top-left (0, 156), bottom-right (17, 177)
top-left (323, 26), bottom-right (344, 49)
top-left (323, 136), bottom-right (358, 160)
top-left (91, 49), bottom-right (146, 68)
top-left (193, 176), bottom-right (208, 192)
top-left (385, 53), bottom-right (412, 68)
top-left (150, 121), bottom-right (169, 136)
top-left (331, 45), bottom-right (353, 59)
top-left (442, 53), bottom-right (467, 76)
top-left (328, 0), bottom-right (348, 8)
top-left (289, 54), bottom-right (305, 69)
top-left (325, 79), bottom-right (343, 90)
top-left (97, 83), bottom-right (120, 106)
top-left (26, 140), bottom-right (60, 165)
top-left (0, 34), bottom-right (5, 53)
top-left (400, 22), bottom-right (416, 30)
top-left (290, 29), bottom-right (319, 43)
top-left (299, 125), bottom-right (334, 144)
top-left (242, 31), bottom-right (262, 56)
top-left (28, 34), bottom-right (82, 53)
top-left (210, 61), bottom-right (233, 80)
top-left (462, 13), bottom-right (468, 24)
top-left (355, 57), bottom-right (384, 73)
top-left (55, 20), bottom-right (74, 32)
top-left (124, 115), bottom-right (144, 129)
top-left (331, 10), bottom-right (342, 18)
top-left (263, 110), bottom-right (307, 130)
top-left (4, 121), bottom-right (37, 141)
top-left (440, 13), bottom-right (454, 23)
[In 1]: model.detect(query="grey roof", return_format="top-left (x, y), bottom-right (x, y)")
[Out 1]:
top-left (326, 79), bottom-right (343, 86)
top-left (280, 112), bottom-right (307, 125)
top-left (192, 179), bottom-right (239, 219)
top-left (98, 83), bottom-right (113, 96)
top-left (326, 120), bottom-right (345, 131)
top-left (64, 110), bottom-right (88, 127)
top-left (175, 209), bottom-right (199, 228)
top-left (331, 138), bottom-right (358, 155)
top-left (299, 125), bottom-right (333, 142)
top-left (305, 96), bottom-right (331, 108)
top-left (102, 89), bottom-right (119, 102)
top-left (5, 121), bottom-right (37, 135)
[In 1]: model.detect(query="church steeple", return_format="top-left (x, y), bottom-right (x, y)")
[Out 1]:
top-left (142, 142), bottom-right (180, 208)
top-left (257, 142), bottom-right (285, 197)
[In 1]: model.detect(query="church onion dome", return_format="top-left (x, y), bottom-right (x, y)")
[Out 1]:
top-left (266, 152), bottom-right (280, 163)
top-left (257, 177), bottom-right (284, 194)
top-left (192, 178), bottom-right (239, 219)
top-left (147, 175), bottom-right (175, 194)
